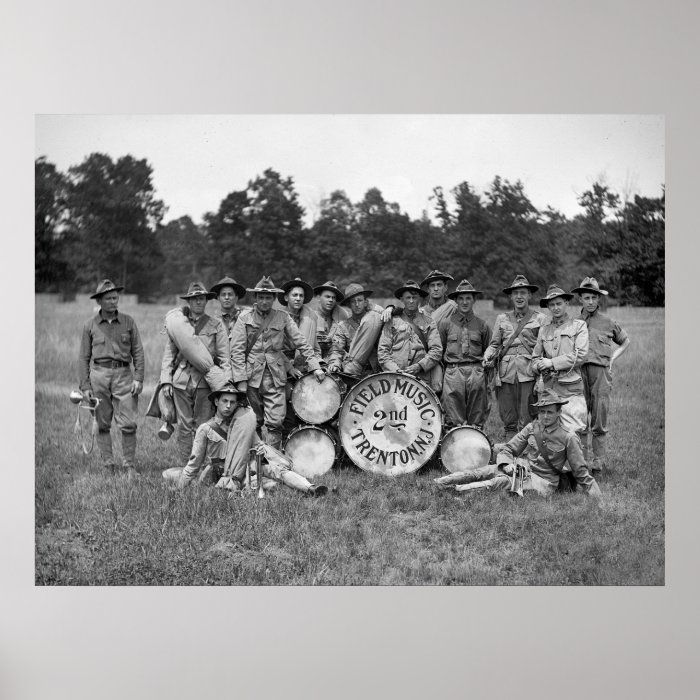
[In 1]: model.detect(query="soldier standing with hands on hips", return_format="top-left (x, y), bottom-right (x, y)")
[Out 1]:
top-left (78, 280), bottom-right (144, 476)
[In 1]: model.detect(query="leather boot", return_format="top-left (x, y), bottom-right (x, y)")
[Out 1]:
top-left (279, 468), bottom-right (314, 493)
top-left (121, 431), bottom-right (137, 469)
top-left (96, 430), bottom-right (114, 468)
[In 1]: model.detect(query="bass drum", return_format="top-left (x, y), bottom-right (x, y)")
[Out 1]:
top-left (291, 372), bottom-right (346, 425)
top-left (283, 425), bottom-right (339, 480)
top-left (337, 371), bottom-right (442, 476)
top-left (440, 426), bottom-right (492, 473)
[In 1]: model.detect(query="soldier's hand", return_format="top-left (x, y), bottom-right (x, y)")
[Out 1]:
top-left (380, 307), bottom-right (394, 323)
top-left (328, 364), bottom-right (339, 374)
top-left (254, 442), bottom-right (266, 456)
top-left (85, 389), bottom-right (95, 402)
top-left (405, 364), bottom-right (420, 375)
top-left (162, 384), bottom-right (173, 399)
top-left (289, 368), bottom-right (303, 379)
top-left (131, 380), bottom-right (143, 396)
top-left (501, 463), bottom-right (514, 476)
top-left (314, 369), bottom-right (326, 383)
top-left (482, 357), bottom-right (493, 368)
top-left (236, 381), bottom-right (248, 394)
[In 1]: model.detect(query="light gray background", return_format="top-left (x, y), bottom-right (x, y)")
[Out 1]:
top-left (3, 1), bottom-right (693, 698)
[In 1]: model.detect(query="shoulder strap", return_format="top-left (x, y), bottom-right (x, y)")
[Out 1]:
top-left (533, 424), bottom-right (556, 471)
top-left (209, 420), bottom-right (229, 441)
top-left (403, 313), bottom-right (429, 351)
top-left (246, 311), bottom-right (274, 354)
top-left (498, 309), bottom-right (533, 359)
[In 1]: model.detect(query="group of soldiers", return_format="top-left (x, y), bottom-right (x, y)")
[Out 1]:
top-left (78, 268), bottom-right (630, 499)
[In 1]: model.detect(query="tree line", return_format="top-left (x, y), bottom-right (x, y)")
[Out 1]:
top-left (35, 153), bottom-right (665, 305)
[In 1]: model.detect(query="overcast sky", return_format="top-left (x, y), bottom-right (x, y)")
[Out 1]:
top-left (35, 114), bottom-right (664, 226)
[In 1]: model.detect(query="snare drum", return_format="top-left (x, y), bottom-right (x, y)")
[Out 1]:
top-left (291, 373), bottom-right (346, 425)
top-left (283, 425), bottom-right (338, 479)
top-left (440, 426), bottom-right (492, 473)
top-left (337, 371), bottom-right (442, 476)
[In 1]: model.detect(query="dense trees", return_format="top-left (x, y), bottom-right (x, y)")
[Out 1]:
top-left (35, 155), bottom-right (665, 305)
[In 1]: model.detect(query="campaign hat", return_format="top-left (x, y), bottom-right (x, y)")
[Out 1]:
top-left (313, 280), bottom-right (345, 303)
top-left (570, 276), bottom-right (609, 297)
top-left (210, 275), bottom-right (246, 299)
top-left (208, 381), bottom-right (247, 404)
top-left (246, 276), bottom-right (284, 294)
top-left (538, 284), bottom-right (574, 308)
top-left (340, 283), bottom-right (373, 306)
top-left (179, 281), bottom-right (216, 300)
top-left (531, 389), bottom-right (569, 407)
top-left (420, 269), bottom-right (454, 286)
top-left (447, 279), bottom-right (483, 300)
top-left (502, 274), bottom-right (539, 294)
top-left (90, 279), bottom-right (125, 299)
top-left (394, 279), bottom-right (428, 299)
top-left (278, 277), bottom-right (314, 306)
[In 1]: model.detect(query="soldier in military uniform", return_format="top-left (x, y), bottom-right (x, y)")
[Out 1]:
top-left (437, 279), bottom-right (492, 429)
top-left (210, 275), bottom-right (246, 350)
top-left (278, 277), bottom-right (321, 377)
top-left (482, 275), bottom-right (547, 441)
top-left (327, 283), bottom-right (384, 377)
top-left (572, 276), bottom-right (630, 476)
top-left (434, 389), bottom-right (602, 498)
top-left (160, 281), bottom-right (231, 461)
top-left (377, 280), bottom-right (443, 393)
top-left (420, 269), bottom-right (457, 324)
top-left (230, 276), bottom-right (324, 451)
top-left (78, 279), bottom-right (145, 474)
top-left (307, 281), bottom-right (347, 359)
top-left (531, 284), bottom-right (589, 438)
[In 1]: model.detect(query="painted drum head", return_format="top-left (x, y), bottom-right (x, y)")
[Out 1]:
top-left (338, 371), bottom-right (442, 476)
top-left (283, 425), bottom-right (338, 479)
top-left (440, 426), bottom-right (492, 473)
top-left (291, 373), bottom-right (346, 425)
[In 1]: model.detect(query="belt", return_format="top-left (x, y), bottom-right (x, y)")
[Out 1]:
top-left (446, 360), bottom-right (480, 367)
top-left (93, 359), bottom-right (129, 368)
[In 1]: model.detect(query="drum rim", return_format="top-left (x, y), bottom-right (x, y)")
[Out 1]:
top-left (338, 370), bottom-right (442, 474)
top-left (284, 423), bottom-right (337, 448)
top-left (290, 371), bottom-right (345, 423)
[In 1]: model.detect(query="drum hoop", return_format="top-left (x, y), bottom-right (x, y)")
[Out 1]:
top-left (285, 423), bottom-right (337, 448)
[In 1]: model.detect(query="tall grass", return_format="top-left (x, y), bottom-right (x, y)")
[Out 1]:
top-left (35, 297), bottom-right (664, 585)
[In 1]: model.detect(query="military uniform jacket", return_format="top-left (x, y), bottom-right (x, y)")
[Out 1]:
top-left (437, 310), bottom-right (492, 364)
top-left (530, 314), bottom-right (589, 386)
top-left (327, 310), bottom-right (383, 374)
top-left (577, 307), bottom-right (628, 367)
top-left (230, 307), bottom-right (321, 389)
top-left (217, 307), bottom-right (243, 348)
top-left (159, 313), bottom-right (231, 389)
top-left (484, 308), bottom-right (546, 383)
top-left (377, 309), bottom-right (442, 373)
top-left (283, 306), bottom-right (322, 372)
top-left (496, 418), bottom-right (596, 492)
top-left (79, 311), bottom-right (145, 392)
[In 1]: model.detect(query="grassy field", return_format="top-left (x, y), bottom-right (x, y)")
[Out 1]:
top-left (35, 297), bottom-right (664, 585)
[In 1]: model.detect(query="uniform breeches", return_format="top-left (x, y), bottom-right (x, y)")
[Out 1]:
top-left (223, 407), bottom-right (260, 483)
top-left (496, 379), bottom-right (535, 439)
top-left (247, 368), bottom-right (287, 435)
top-left (92, 365), bottom-right (138, 434)
top-left (173, 381), bottom-right (213, 460)
top-left (442, 364), bottom-right (488, 428)
top-left (581, 363), bottom-right (612, 466)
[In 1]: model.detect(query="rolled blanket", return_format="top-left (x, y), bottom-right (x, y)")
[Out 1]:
top-left (164, 307), bottom-right (214, 374)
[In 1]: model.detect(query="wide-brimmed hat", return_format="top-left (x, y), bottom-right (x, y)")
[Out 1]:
top-left (503, 274), bottom-right (539, 295)
top-left (208, 381), bottom-right (246, 403)
top-left (246, 276), bottom-right (284, 294)
top-left (210, 275), bottom-right (246, 299)
top-left (421, 269), bottom-right (454, 286)
top-left (313, 280), bottom-right (345, 303)
top-left (394, 279), bottom-right (428, 299)
top-left (531, 388), bottom-right (569, 407)
top-left (340, 283), bottom-right (373, 306)
top-left (570, 276), bottom-right (609, 297)
top-left (278, 277), bottom-right (314, 306)
top-left (539, 284), bottom-right (573, 308)
top-left (180, 281), bottom-right (216, 301)
top-left (448, 279), bottom-right (482, 300)
top-left (90, 279), bottom-right (125, 299)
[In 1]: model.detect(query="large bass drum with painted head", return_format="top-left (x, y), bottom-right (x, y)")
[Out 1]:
top-left (283, 425), bottom-right (339, 479)
top-left (439, 425), bottom-right (492, 473)
top-left (337, 371), bottom-right (442, 475)
top-left (291, 372), bottom-right (346, 425)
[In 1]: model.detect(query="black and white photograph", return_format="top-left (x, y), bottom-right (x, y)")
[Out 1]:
top-left (34, 114), bottom-right (664, 586)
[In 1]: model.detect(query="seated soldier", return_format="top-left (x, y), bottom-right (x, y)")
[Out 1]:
top-left (434, 389), bottom-right (602, 498)
top-left (162, 383), bottom-right (327, 496)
